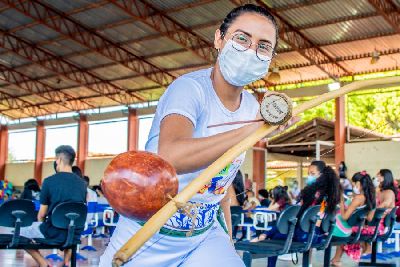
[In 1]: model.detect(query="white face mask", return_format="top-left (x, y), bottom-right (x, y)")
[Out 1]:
top-left (372, 177), bottom-right (380, 188)
top-left (353, 186), bottom-right (361, 195)
top-left (218, 40), bottom-right (271, 86)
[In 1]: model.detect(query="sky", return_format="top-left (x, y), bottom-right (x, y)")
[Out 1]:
top-left (7, 115), bottom-right (154, 161)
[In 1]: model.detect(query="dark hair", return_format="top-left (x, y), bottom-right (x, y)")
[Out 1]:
top-left (258, 189), bottom-right (269, 199)
top-left (339, 161), bottom-right (347, 178)
top-left (310, 160), bottom-right (326, 174)
top-left (271, 186), bottom-right (290, 211)
top-left (72, 166), bottom-right (83, 178)
top-left (379, 169), bottom-right (398, 201)
top-left (24, 178), bottom-right (40, 192)
top-left (219, 4), bottom-right (279, 50)
top-left (300, 166), bottom-right (341, 214)
top-left (55, 145), bottom-right (76, 166)
top-left (83, 175), bottom-right (90, 185)
top-left (352, 171), bottom-right (376, 211)
top-left (232, 170), bottom-right (246, 206)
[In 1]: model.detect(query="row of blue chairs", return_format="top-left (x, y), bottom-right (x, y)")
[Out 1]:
top-left (234, 205), bottom-right (397, 267)
top-left (0, 199), bottom-right (87, 267)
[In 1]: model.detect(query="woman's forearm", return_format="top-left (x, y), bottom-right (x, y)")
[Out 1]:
top-left (159, 120), bottom-right (263, 174)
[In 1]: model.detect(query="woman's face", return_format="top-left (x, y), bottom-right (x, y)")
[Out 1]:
top-left (214, 12), bottom-right (277, 55)
top-left (376, 172), bottom-right (384, 183)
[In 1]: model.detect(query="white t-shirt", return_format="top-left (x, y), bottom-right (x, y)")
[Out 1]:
top-left (126, 68), bottom-right (259, 232)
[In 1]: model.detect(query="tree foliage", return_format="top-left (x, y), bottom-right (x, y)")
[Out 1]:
top-left (294, 91), bottom-right (400, 136)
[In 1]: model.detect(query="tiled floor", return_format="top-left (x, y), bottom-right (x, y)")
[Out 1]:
top-left (1, 238), bottom-right (400, 266)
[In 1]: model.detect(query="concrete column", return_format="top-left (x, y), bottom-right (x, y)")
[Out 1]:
top-left (335, 96), bottom-right (346, 168)
top-left (34, 121), bottom-right (45, 184)
top-left (297, 160), bottom-right (304, 189)
top-left (253, 141), bottom-right (266, 193)
top-left (127, 108), bottom-right (139, 151)
top-left (77, 114), bottom-right (89, 173)
top-left (0, 126), bottom-right (8, 180)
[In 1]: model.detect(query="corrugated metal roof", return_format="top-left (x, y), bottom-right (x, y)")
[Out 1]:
top-left (0, 9), bottom-right (33, 30)
top-left (279, 0), bottom-right (375, 27)
top-left (169, 0), bottom-right (235, 27)
top-left (322, 35), bottom-right (400, 57)
top-left (301, 16), bottom-right (394, 45)
top-left (70, 3), bottom-right (132, 29)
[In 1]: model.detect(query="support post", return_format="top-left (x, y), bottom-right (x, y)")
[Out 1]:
top-left (0, 125), bottom-right (8, 180)
top-left (316, 140), bottom-right (321, 160)
top-left (127, 108), bottom-right (139, 151)
top-left (334, 96), bottom-right (345, 168)
top-left (77, 114), bottom-right (89, 173)
top-left (253, 140), bottom-right (266, 194)
top-left (34, 121), bottom-right (45, 184)
top-left (298, 160), bottom-right (303, 189)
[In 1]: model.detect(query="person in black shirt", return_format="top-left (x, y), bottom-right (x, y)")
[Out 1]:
top-left (24, 145), bottom-right (87, 267)
top-left (20, 178), bottom-right (41, 201)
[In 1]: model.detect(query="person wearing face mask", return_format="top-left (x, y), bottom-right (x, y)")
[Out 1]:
top-left (99, 4), bottom-right (297, 267)
top-left (360, 169), bottom-right (398, 256)
top-left (306, 160), bottom-right (325, 185)
top-left (255, 165), bottom-right (341, 267)
top-left (288, 180), bottom-right (300, 204)
top-left (330, 171), bottom-right (376, 266)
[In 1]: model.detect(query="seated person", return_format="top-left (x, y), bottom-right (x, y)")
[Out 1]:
top-left (361, 169), bottom-right (397, 256)
top-left (258, 189), bottom-right (271, 207)
top-left (330, 171), bottom-right (376, 266)
top-left (243, 190), bottom-right (260, 210)
top-left (3, 145), bottom-right (87, 267)
top-left (260, 162), bottom-right (341, 267)
top-left (250, 185), bottom-right (290, 242)
top-left (20, 178), bottom-right (41, 201)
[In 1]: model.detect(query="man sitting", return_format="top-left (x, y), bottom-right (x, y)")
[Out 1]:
top-left (24, 145), bottom-right (87, 267)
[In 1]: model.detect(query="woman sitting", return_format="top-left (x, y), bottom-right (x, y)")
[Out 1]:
top-left (250, 185), bottom-right (290, 242)
top-left (361, 169), bottom-right (397, 256)
top-left (330, 171), bottom-right (376, 266)
top-left (251, 163), bottom-right (341, 267)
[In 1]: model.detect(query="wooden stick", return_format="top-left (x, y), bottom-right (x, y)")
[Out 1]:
top-left (112, 76), bottom-right (400, 266)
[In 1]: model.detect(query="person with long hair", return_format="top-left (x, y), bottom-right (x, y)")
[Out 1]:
top-left (252, 164), bottom-right (341, 267)
top-left (20, 178), bottom-right (41, 201)
top-left (99, 4), bottom-right (295, 267)
top-left (250, 185), bottom-right (290, 242)
top-left (330, 171), bottom-right (376, 266)
top-left (361, 169), bottom-right (397, 256)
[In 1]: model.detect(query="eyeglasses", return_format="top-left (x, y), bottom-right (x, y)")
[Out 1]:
top-left (224, 31), bottom-right (276, 61)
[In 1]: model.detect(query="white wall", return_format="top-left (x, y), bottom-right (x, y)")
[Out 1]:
top-left (5, 162), bottom-right (34, 186)
top-left (345, 141), bottom-right (400, 179)
top-left (84, 157), bottom-right (114, 185)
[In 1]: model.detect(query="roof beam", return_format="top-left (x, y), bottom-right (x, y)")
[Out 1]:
top-left (271, 0), bottom-right (331, 12)
top-left (108, 0), bottom-right (272, 87)
top-left (252, 0), bottom-right (350, 80)
top-left (0, 29), bottom-right (144, 105)
top-left (0, 87), bottom-right (49, 117)
top-left (367, 0), bottom-right (400, 33)
top-left (2, 0), bottom-right (175, 91)
top-left (0, 63), bottom-right (95, 112)
top-left (2, 47), bottom-right (399, 94)
top-left (108, 0), bottom-right (216, 63)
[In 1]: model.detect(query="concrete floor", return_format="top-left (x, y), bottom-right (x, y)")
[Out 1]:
top-left (1, 237), bottom-right (400, 266)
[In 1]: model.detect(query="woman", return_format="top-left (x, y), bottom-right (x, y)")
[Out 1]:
top-left (361, 169), bottom-right (397, 256)
top-left (99, 4), bottom-right (295, 267)
top-left (20, 178), bottom-right (41, 201)
top-left (250, 185), bottom-right (290, 242)
top-left (330, 171), bottom-right (376, 266)
top-left (259, 165), bottom-right (341, 267)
